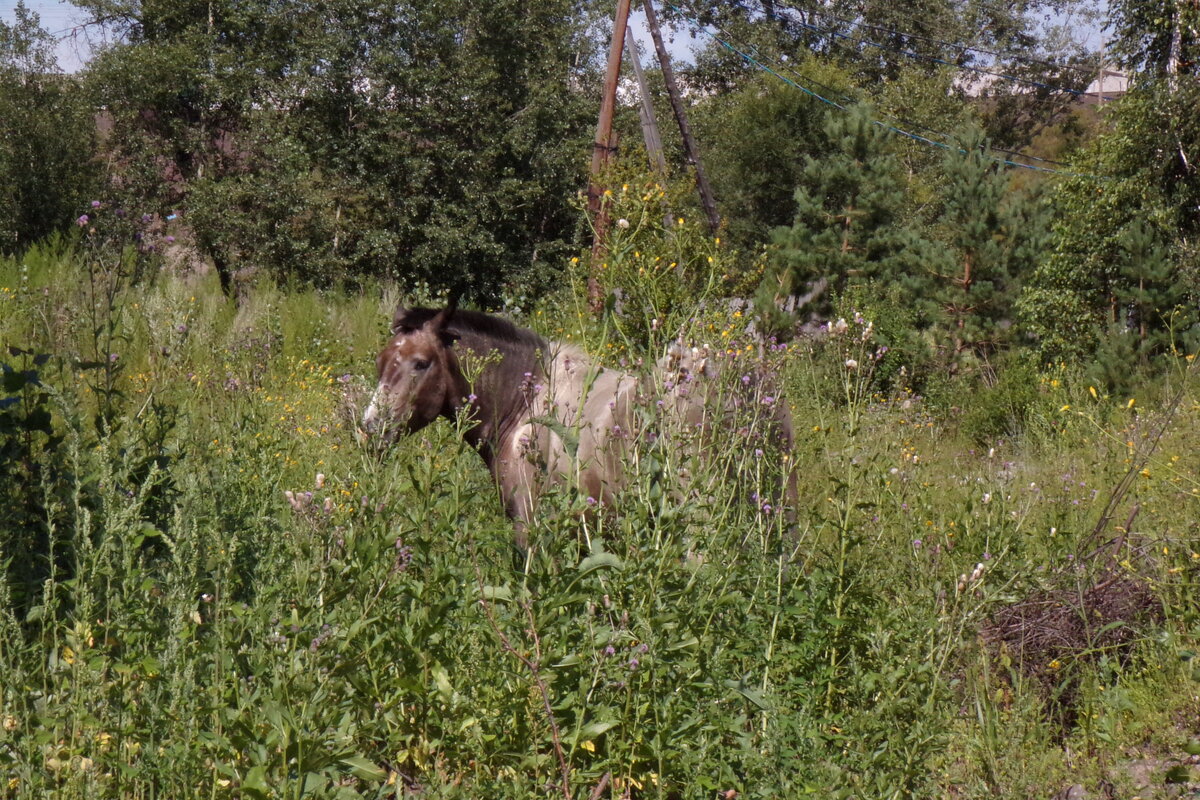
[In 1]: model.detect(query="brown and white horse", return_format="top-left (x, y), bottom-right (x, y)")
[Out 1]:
top-left (362, 303), bottom-right (795, 541)
top-left (362, 304), bottom-right (639, 537)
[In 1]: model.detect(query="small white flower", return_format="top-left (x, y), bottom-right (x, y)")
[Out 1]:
top-left (831, 317), bottom-right (848, 335)
top-left (982, 492), bottom-right (992, 504)
top-left (845, 358), bottom-right (858, 370)
top-left (616, 218), bottom-right (630, 229)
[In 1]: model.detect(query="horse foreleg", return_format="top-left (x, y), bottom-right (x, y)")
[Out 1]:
top-left (499, 465), bottom-right (539, 550)
top-left (495, 433), bottom-right (544, 552)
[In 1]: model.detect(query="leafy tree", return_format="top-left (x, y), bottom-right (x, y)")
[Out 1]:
top-left (1109, 0), bottom-right (1200, 76)
top-left (691, 69), bottom-right (840, 247)
top-left (677, 0), bottom-right (1097, 86)
top-left (1115, 218), bottom-right (1190, 354)
top-left (76, 0), bottom-right (609, 300)
top-left (1018, 81), bottom-right (1199, 368)
top-left (0, 2), bottom-right (97, 252)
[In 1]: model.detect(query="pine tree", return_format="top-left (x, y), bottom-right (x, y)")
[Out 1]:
top-left (1116, 219), bottom-right (1195, 359)
top-left (763, 104), bottom-right (942, 327)
top-left (928, 129), bottom-right (1036, 366)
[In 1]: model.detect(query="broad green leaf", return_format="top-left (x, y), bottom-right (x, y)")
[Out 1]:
top-left (579, 552), bottom-right (623, 574)
top-left (340, 754), bottom-right (387, 781)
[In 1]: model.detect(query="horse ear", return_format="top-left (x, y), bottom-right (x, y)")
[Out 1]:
top-left (427, 294), bottom-right (459, 333)
top-left (423, 296), bottom-right (460, 345)
top-left (391, 306), bottom-right (414, 335)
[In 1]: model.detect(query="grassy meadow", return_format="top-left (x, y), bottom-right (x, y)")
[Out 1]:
top-left (1, 223), bottom-right (1199, 799)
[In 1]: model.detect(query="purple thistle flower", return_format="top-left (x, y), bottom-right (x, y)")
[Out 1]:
top-left (90, 200), bottom-right (101, 208)
top-left (76, 214), bottom-right (89, 226)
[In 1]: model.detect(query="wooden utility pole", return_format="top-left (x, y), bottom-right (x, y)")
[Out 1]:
top-left (587, 0), bottom-right (634, 309)
top-left (625, 25), bottom-right (667, 176)
top-left (643, 0), bottom-right (720, 234)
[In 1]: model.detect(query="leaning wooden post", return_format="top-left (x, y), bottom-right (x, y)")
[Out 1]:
top-left (626, 25), bottom-right (668, 176)
top-left (643, 0), bottom-right (719, 234)
top-left (587, 0), bottom-right (634, 311)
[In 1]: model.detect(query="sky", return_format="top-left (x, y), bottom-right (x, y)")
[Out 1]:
top-left (0, 0), bottom-right (96, 71)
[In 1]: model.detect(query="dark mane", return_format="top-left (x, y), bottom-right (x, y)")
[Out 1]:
top-left (395, 307), bottom-right (547, 351)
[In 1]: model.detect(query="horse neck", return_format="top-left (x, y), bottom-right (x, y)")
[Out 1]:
top-left (452, 328), bottom-right (544, 450)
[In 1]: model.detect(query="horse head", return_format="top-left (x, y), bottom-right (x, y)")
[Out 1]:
top-left (362, 301), bottom-right (463, 438)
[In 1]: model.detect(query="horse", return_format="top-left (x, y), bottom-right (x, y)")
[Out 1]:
top-left (362, 303), bottom-right (795, 542)
top-left (362, 303), bottom-right (640, 542)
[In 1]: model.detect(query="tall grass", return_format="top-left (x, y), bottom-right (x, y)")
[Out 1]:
top-left (1, 209), bottom-right (1198, 798)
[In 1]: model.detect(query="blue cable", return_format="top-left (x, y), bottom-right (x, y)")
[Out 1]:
top-left (775, 11), bottom-right (1089, 96)
top-left (666, 3), bottom-right (1105, 178)
top-left (762, 0), bottom-right (1099, 80)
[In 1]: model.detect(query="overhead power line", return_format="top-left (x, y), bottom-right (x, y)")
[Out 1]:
top-left (732, 40), bottom-right (1072, 167)
top-left (765, 0), bottom-right (1099, 77)
top-left (681, 3), bottom-right (1074, 167)
top-left (741, 1), bottom-right (1089, 96)
top-left (666, 3), bottom-right (1102, 178)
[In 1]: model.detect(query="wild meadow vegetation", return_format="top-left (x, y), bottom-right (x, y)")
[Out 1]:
top-left (3, 0), bottom-right (1200, 796)
top-left (1, 197), bottom-right (1199, 799)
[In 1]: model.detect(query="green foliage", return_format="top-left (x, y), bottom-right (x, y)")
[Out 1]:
top-left (76, 0), bottom-right (607, 299)
top-left (584, 179), bottom-right (732, 354)
top-left (1109, 0), bottom-right (1200, 75)
top-left (1019, 83), bottom-right (1200, 371)
top-left (834, 282), bottom-right (931, 392)
top-left (958, 353), bottom-right (1051, 444)
top-left (692, 69), bottom-right (841, 247)
top-left (925, 129), bottom-right (1049, 370)
top-left (766, 104), bottom-right (938, 324)
top-left (2, 232), bottom-right (1200, 799)
top-left (0, 346), bottom-right (67, 618)
top-left (0, 2), bottom-right (98, 252)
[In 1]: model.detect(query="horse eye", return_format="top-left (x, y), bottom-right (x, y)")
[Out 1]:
top-left (412, 359), bottom-right (431, 371)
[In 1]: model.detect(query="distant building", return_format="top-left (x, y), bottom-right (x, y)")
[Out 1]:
top-left (1081, 69), bottom-right (1129, 104)
top-left (956, 66), bottom-right (1129, 106)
